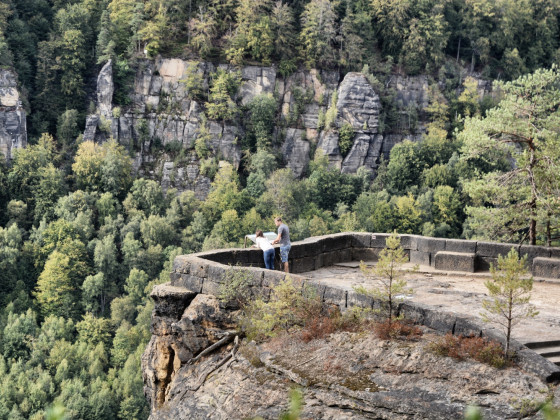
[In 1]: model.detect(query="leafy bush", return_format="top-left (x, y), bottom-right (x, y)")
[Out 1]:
top-left (218, 267), bottom-right (254, 308)
top-left (428, 333), bottom-right (507, 369)
top-left (374, 319), bottom-right (422, 340)
top-left (338, 122), bottom-right (354, 157)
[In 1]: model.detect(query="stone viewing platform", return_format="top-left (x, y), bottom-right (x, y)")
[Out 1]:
top-left (144, 232), bottom-right (560, 418)
top-left (162, 232), bottom-right (560, 382)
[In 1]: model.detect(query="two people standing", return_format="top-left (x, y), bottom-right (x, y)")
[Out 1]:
top-left (254, 217), bottom-right (291, 272)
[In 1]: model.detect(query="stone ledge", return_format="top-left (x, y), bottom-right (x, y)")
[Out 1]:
top-left (434, 251), bottom-right (475, 273)
top-left (533, 257), bottom-right (560, 279)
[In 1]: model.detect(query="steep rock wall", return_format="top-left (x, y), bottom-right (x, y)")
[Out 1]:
top-left (0, 70), bottom-right (27, 161)
top-left (84, 59), bottom-right (437, 198)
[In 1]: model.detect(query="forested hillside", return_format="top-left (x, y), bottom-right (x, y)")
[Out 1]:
top-left (1, 0), bottom-right (560, 419)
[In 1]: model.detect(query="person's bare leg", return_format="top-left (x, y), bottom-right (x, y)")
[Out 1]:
top-left (284, 262), bottom-right (289, 273)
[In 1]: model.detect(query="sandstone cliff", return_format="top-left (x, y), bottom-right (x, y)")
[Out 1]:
top-left (0, 69), bottom-right (27, 161)
top-left (143, 286), bottom-right (557, 420)
top-left (84, 59), bottom-right (439, 198)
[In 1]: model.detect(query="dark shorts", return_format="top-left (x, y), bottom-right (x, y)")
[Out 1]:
top-left (280, 245), bottom-right (291, 263)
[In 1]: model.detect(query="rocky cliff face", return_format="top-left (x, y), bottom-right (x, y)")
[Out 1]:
top-left (143, 284), bottom-right (557, 420)
top-left (0, 70), bottom-right (27, 161)
top-left (84, 59), bottom-right (435, 198)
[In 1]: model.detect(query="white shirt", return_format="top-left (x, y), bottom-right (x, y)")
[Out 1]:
top-left (255, 236), bottom-right (273, 251)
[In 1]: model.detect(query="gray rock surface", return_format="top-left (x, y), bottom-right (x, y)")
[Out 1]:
top-left (97, 60), bottom-right (114, 119)
top-left (0, 70), bottom-right (27, 160)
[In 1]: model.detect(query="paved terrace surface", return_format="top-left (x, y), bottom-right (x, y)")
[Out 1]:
top-left (302, 261), bottom-right (560, 345)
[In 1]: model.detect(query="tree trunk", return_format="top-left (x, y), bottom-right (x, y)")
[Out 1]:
top-left (456, 37), bottom-right (461, 62)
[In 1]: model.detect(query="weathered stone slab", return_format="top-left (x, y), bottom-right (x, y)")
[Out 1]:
top-left (291, 257), bottom-right (316, 274)
top-left (151, 284), bottom-right (197, 318)
top-left (331, 248), bottom-right (352, 265)
top-left (400, 234), bottom-right (420, 251)
top-left (201, 279), bottom-right (221, 296)
top-left (351, 232), bottom-right (372, 248)
top-left (453, 316), bottom-right (482, 337)
top-left (323, 286), bottom-right (346, 307)
top-left (188, 257), bottom-right (210, 278)
top-left (410, 251), bottom-right (430, 266)
top-left (423, 307), bottom-right (456, 333)
top-left (519, 245), bottom-right (551, 263)
top-left (346, 290), bottom-right (374, 309)
top-left (532, 257), bottom-right (560, 278)
top-left (172, 274), bottom-right (204, 293)
top-left (476, 241), bottom-right (518, 258)
top-left (417, 237), bottom-right (446, 254)
top-left (516, 347), bottom-right (560, 383)
top-left (262, 270), bottom-right (287, 288)
top-left (352, 248), bottom-right (379, 262)
top-left (172, 255), bottom-right (192, 274)
top-left (371, 233), bottom-right (389, 248)
top-left (445, 239), bottom-right (476, 253)
top-left (434, 251), bottom-right (476, 273)
top-left (321, 233), bottom-right (352, 252)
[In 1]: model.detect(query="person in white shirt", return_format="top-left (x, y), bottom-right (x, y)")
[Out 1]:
top-left (254, 230), bottom-right (275, 269)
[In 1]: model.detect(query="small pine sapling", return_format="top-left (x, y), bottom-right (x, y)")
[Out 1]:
top-left (481, 248), bottom-right (538, 358)
top-left (354, 232), bottom-right (415, 324)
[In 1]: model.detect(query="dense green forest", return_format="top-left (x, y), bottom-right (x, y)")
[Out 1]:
top-left (1, 0), bottom-right (560, 418)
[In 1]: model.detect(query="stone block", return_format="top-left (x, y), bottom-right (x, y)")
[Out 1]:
top-left (322, 251), bottom-right (333, 267)
top-left (304, 280), bottom-right (326, 300)
top-left (423, 307), bottom-right (456, 333)
top-left (290, 241), bottom-right (321, 259)
top-left (321, 233), bottom-right (353, 252)
top-left (400, 234), bottom-right (420, 251)
top-left (206, 262), bottom-right (228, 283)
top-left (173, 274), bottom-right (204, 293)
top-left (417, 237), bottom-right (446, 254)
top-left (476, 256), bottom-right (497, 272)
top-left (334, 248), bottom-right (352, 264)
top-left (346, 290), bottom-right (374, 309)
top-left (476, 241), bottom-right (518, 258)
top-left (201, 279), bottom-right (221, 296)
top-left (453, 316), bottom-right (483, 337)
top-left (237, 249), bottom-right (265, 265)
top-left (351, 232), bottom-right (372, 248)
top-left (410, 250), bottom-right (430, 266)
top-left (371, 233), bottom-right (390, 248)
top-left (189, 257), bottom-right (209, 278)
top-left (445, 239), bottom-right (476, 253)
top-left (151, 284), bottom-right (197, 318)
top-left (323, 286), bottom-right (347, 307)
top-left (519, 245), bottom-right (551, 263)
top-left (516, 347), bottom-right (560, 383)
top-left (172, 255), bottom-right (192, 274)
top-left (398, 302), bottom-right (428, 324)
top-left (262, 270), bottom-right (287, 287)
top-left (352, 248), bottom-right (380, 262)
top-left (291, 256), bottom-right (316, 274)
top-left (434, 251), bottom-right (476, 273)
top-left (550, 247), bottom-right (560, 259)
top-left (532, 257), bottom-right (560, 278)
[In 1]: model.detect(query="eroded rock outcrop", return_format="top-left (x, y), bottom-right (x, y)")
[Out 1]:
top-left (0, 70), bottom-right (27, 161)
top-left (84, 58), bottom-right (456, 197)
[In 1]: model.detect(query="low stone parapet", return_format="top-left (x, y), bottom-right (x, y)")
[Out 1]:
top-left (434, 251), bottom-right (476, 273)
top-left (533, 257), bottom-right (560, 279)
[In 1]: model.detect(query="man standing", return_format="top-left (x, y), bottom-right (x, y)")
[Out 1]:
top-left (272, 217), bottom-right (291, 273)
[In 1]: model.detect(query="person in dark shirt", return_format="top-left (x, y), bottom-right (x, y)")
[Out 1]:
top-left (272, 217), bottom-right (291, 273)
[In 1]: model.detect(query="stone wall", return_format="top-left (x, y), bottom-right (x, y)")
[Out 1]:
top-left (160, 232), bottom-right (560, 384)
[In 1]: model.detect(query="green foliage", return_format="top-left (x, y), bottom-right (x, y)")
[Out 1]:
top-left (206, 69), bottom-right (241, 122)
top-left (482, 248), bottom-right (538, 357)
top-left (248, 94), bottom-right (277, 149)
top-left (242, 278), bottom-right (319, 341)
top-left (218, 267), bottom-right (254, 308)
top-left (181, 62), bottom-right (205, 100)
top-left (460, 67), bottom-right (560, 245)
top-left (338, 123), bottom-right (354, 157)
top-left (355, 232), bottom-right (415, 322)
top-left (324, 91), bottom-right (338, 129)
